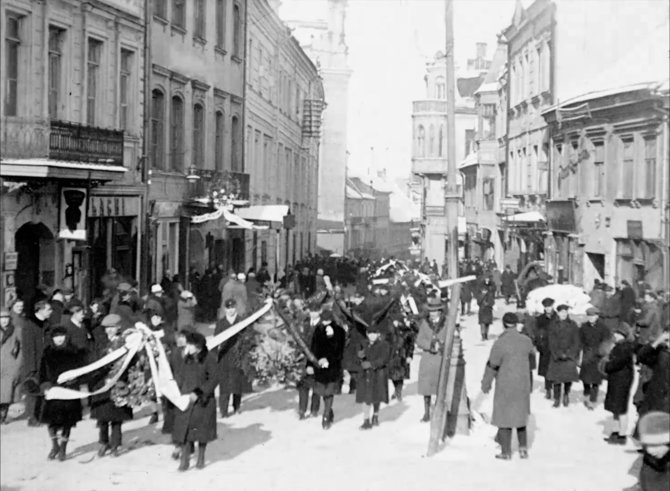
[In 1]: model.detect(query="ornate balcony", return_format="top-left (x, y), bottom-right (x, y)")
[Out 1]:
top-left (49, 120), bottom-right (124, 166)
top-left (188, 169), bottom-right (250, 206)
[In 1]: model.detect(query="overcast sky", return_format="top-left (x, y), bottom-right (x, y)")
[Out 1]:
top-left (281, 0), bottom-right (517, 179)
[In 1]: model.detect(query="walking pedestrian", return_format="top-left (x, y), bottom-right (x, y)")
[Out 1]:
top-left (477, 277), bottom-right (496, 341)
top-left (534, 298), bottom-right (556, 399)
top-left (501, 266), bottom-right (517, 305)
top-left (22, 300), bottom-right (53, 426)
top-left (297, 301), bottom-right (321, 419)
top-left (0, 308), bottom-right (22, 424)
top-left (416, 296), bottom-right (445, 422)
top-left (310, 309), bottom-right (345, 430)
top-left (357, 324), bottom-right (391, 429)
top-left (637, 411), bottom-right (670, 491)
top-left (481, 313), bottom-right (535, 460)
top-left (579, 307), bottom-right (611, 409)
top-left (547, 304), bottom-right (580, 408)
top-left (603, 323), bottom-right (636, 445)
top-left (37, 326), bottom-right (87, 461)
top-left (172, 331), bottom-right (218, 471)
top-left (215, 299), bottom-right (253, 417)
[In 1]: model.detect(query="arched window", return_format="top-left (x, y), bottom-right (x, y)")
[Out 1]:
top-left (438, 125), bottom-right (444, 157)
top-left (215, 111), bottom-right (224, 171)
top-left (151, 89), bottom-right (165, 169)
top-left (233, 3), bottom-right (242, 57)
top-left (231, 115), bottom-right (241, 172)
top-left (429, 125), bottom-right (435, 156)
top-left (170, 95), bottom-right (184, 171)
top-left (435, 76), bottom-right (446, 99)
top-left (417, 125), bottom-right (425, 157)
top-left (192, 103), bottom-right (205, 168)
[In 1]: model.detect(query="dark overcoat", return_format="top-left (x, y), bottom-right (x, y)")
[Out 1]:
top-left (636, 344), bottom-right (670, 416)
top-left (416, 317), bottom-right (445, 396)
top-left (215, 315), bottom-right (253, 394)
top-left (604, 340), bottom-right (635, 415)
top-left (342, 324), bottom-right (366, 373)
top-left (481, 329), bottom-right (534, 428)
top-left (172, 349), bottom-right (218, 444)
top-left (89, 335), bottom-right (134, 423)
top-left (477, 286), bottom-right (495, 326)
top-left (310, 321), bottom-right (345, 396)
top-left (21, 317), bottom-right (50, 380)
top-left (534, 312), bottom-right (555, 377)
top-left (355, 338), bottom-right (391, 404)
top-left (387, 320), bottom-right (415, 381)
top-left (579, 320), bottom-right (611, 384)
top-left (296, 316), bottom-right (317, 389)
top-left (501, 271), bottom-right (516, 297)
top-left (38, 342), bottom-right (87, 427)
top-left (546, 318), bottom-right (581, 383)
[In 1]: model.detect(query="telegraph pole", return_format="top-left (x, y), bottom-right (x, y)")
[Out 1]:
top-left (427, 0), bottom-right (467, 457)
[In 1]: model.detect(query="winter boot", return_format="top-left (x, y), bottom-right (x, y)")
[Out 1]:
top-left (495, 453), bottom-right (511, 460)
top-left (371, 415), bottom-right (379, 427)
top-left (196, 443), bottom-right (206, 469)
top-left (360, 419), bottom-right (372, 430)
top-left (519, 448), bottom-right (529, 459)
top-left (48, 438), bottom-right (60, 460)
top-left (562, 393), bottom-right (570, 407)
top-left (148, 412), bottom-right (159, 424)
top-left (97, 444), bottom-right (110, 457)
top-left (58, 439), bottom-right (68, 462)
top-left (110, 446), bottom-right (121, 457)
top-left (178, 444), bottom-right (191, 471)
top-left (604, 433), bottom-right (625, 445)
top-left (544, 389), bottom-right (552, 400)
top-left (171, 445), bottom-right (181, 460)
top-left (298, 412), bottom-right (307, 421)
top-left (421, 397), bottom-right (431, 422)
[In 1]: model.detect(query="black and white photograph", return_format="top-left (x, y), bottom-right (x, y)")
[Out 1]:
top-left (0, 0), bottom-right (668, 490)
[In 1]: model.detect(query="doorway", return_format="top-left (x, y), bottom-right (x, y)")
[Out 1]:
top-left (15, 222), bottom-right (55, 308)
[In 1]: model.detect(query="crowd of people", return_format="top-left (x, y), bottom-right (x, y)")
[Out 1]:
top-left (0, 255), bottom-right (667, 488)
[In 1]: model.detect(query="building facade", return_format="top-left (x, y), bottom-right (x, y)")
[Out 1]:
top-left (542, 83), bottom-right (669, 291)
top-left (1, 0), bottom-right (146, 305)
top-left (148, 0), bottom-right (247, 284)
top-left (244, 0), bottom-right (323, 277)
top-left (460, 41), bottom-right (507, 267)
top-left (282, 0), bottom-right (352, 254)
top-left (411, 47), bottom-right (487, 272)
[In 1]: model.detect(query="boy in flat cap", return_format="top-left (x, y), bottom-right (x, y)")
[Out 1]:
top-left (547, 304), bottom-right (580, 408)
top-left (534, 297), bottom-right (556, 399)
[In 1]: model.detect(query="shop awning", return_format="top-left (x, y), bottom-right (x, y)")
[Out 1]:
top-left (503, 211), bottom-right (545, 223)
top-left (0, 158), bottom-right (127, 181)
top-left (236, 205), bottom-right (289, 225)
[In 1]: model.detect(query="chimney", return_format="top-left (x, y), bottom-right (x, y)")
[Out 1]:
top-left (476, 42), bottom-right (487, 60)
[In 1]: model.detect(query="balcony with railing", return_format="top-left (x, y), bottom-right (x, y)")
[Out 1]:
top-left (49, 120), bottom-right (124, 166)
top-left (188, 169), bottom-right (250, 207)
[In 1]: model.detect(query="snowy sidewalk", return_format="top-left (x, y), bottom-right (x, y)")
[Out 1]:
top-left (0, 300), bottom-right (641, 491)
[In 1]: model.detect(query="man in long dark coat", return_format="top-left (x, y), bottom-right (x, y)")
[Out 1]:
top-left (501, 266), bottom-right (517, 305)
top-left (297, 302), bottom-right (321, 419)
top-left (481, 313), bottom-right (535, 460)
top-left (22, 300), bottom-right (53, 426)
top-left (477, 277), bottom-right (496, 341)
top-left (309, 308), bottom-right (345, 430)
top-left (416, 297), bottom-right (445, 422)
top-left (534, 297), bottom-right (556, 399)
top-left (215, 298), bottom-right (253, 417)
top-left (579, 307), bottom-right (611, 409)
top-left (547, 304), bottom-right (581, 408)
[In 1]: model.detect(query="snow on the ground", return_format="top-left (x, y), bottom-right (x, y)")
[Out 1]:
top-left (0, 300), bottom-right (642, 491)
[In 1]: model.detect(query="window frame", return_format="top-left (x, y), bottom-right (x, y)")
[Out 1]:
top-left (592, 140), bottom-right (605, 198)
top-left (216, 0), bottom-right (226, 49)
top-left (194, 0), bottom-right (206, 40)
top-left (642, 135), bottom-right (657, 199)
top-left (170, 95), bottom-right (185, 172)
top-left (119, 48), bottom-right (134, 131)
top-left (215, 110), bottom-right (225, 172)
top-left (86, 37), bottom-right (104, 126)
top-left (150, 89), bottom-right (166, 169)
top-left (4, 12), bottom-right (22, 117)
top-left (172, 0), bottom-right (185, 29)
top-left (48, 26), bottom-right (65, 120)
top-left (192, 102), bottom-right (205, 168)
top-left (232, 3), bottom-right (242, 58)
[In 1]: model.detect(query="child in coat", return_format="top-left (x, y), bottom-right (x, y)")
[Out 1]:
top-left (356, 325), bottom-right (391, 429)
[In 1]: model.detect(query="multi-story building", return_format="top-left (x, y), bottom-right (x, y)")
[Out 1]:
top-left (148, 0), bottom-right (247, 283)
top-left (541, 82), bottom-right (669, 291)
top-left (1, 0), bottom-right (146, 305)
top-left (344, 176), bottom-right (376, 256)
top-left (460, 40), bottom-right (507, 267)
top-left (501, 0), bottom-right (669, 280)
top-left (242, 0), bottom-right (323, 277)
top-left (411, 46), bottom-right (488, 272)
top-left (281, 0), bottom-right (352, 255)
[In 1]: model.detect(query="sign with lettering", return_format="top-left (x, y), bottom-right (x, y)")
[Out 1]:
top-left (88, 196), bottom-right (140, 218)
top-left (3, 252), bottom-right (17, 271)
top-left (59, 187), bottom-right (88, 241)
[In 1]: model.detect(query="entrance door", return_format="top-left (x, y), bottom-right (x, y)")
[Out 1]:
top-left (15, 222), bottom-right (55, 307)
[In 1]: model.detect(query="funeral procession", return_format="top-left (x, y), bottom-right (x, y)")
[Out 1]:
top-left (0, 0), bottom-right (668, 490)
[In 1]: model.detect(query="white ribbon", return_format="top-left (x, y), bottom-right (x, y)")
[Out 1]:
top-left (206, 299), bottom-right (273, 350)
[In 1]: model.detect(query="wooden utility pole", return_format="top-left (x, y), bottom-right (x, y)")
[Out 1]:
top-left (427, 0), bottom-right (467, 457)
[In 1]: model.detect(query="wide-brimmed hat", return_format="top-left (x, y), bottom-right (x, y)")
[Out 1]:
top-left (426, 297), bottom-right (443, 311)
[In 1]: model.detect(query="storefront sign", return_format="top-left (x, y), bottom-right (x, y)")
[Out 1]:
top-left (59, 187), bottom-right (88, 241)
top-left (88, 195), bottom-right (140, 218)
top-left (3, 252), bottom-right (18, 271)
top-left (546, 200), bottom-right (577, 233)
top-left (627, 220), bottom-right (643, 240)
